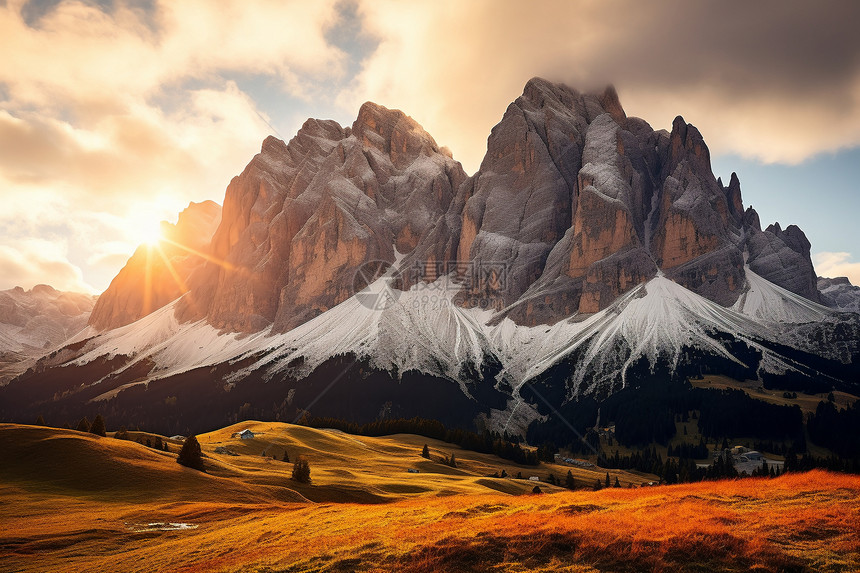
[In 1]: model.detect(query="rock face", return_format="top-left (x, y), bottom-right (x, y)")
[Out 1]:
top-left (3, 78), bottom-right (858, 435)
top-left (405, 78), bottom-right (746, 323)
top-left (172, 78), bottom-right (818, 330)
top-left (177, 104), bottom-right (466, 332)
top-left (818, 276), bottom-right (860, 313)
top-left (80, 77), bottom-right (827, 337)
top-left (0, 284), bottom-right (96, 382)
top-left (88, 201), bottom-right (222, 331)
top-left (745, 221), bottom-right (821, 303)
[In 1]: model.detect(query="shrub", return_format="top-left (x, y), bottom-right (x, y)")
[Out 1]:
top-left (89, 414), bottom-right (107, 437)
top-left (177, 435), bottom-right (205, 471)
top-left (292, 457), bottom-right (311, 483)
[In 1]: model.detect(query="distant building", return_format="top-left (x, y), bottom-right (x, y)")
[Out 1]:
top-left (738, 451), bottom-right (764, 463)
top-left (235, 429), bottom-right (256, 440)
top-left (407, 468), bottom-right (419, 473)
top-left (529, 476), bottom-right (540, 482)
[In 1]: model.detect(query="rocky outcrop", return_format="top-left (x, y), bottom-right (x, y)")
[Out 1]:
top-left (649, 117), bottom-right (744, 307)
top-left (746, 222), bottom-right (821, 303)
top-left (818, 276), bottom-right (860, 313)
top-left (107, 78), bottom-right (824, 334)
top-left (405, 78), bottom-right (748, 323)
top-left (177, 104), bottom-right (466, 333)
top-left (88, 201), bottom-right (221, 331)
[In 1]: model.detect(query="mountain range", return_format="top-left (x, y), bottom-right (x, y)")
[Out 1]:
top-left (2, 78), bottom-right (858, 436)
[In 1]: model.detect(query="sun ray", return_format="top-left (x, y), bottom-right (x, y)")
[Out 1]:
top-left (152, 243), bottom-right (189, 295)
top-left (142, 244), bottom-right (153, 316)
top-left (158, 236), bottom-right (236, 272)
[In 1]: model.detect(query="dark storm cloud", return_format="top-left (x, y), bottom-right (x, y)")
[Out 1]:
top-left (350, 0), bottom-right (860, 171)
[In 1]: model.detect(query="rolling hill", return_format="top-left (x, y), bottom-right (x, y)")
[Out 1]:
top-left (1, 423), bottom-right (858, 572)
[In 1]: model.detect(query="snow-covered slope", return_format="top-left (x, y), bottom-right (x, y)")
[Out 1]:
top-left (50, 266), bottom-right (855, 410)
top-left (4, 262), bottom-right (858, 437)
top-left (733, 267), bottom-right (831, 323)
top-left (0, 285), bottom-right (96, 383)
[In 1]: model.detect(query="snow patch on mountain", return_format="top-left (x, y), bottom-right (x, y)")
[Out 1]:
top-left (68, 269), bottom-right (849, 410)
top-left (733, 267), bottom-right (831, 323)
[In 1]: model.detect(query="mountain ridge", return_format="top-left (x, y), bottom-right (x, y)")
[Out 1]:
top-left (1, 77), bottom-right (858, 435)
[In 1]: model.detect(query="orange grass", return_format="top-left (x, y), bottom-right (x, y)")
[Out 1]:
top-left (1, 425), bottom-right (859, 572)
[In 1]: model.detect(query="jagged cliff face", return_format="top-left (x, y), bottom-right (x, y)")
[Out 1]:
top-left (3, 78), bottom-right (858, 434)
top-left (404, 79), bottom-right (754, 324)
top-left (172, 78), bottom-right (826, 332)
top-left (818, 276), bottom-right (860, 312)
top-left (88, 201), bottom-right (222, 331)
top-left (744, 219), bottom-right (821, 303)
top-left (177, 104), bottom-right (466, 333)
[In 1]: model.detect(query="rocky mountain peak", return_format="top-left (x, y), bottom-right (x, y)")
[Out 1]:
top-left (743, 206), bottom-right (762, 232)
top-left (746, 219), bottom-right (820, 302)
top-left (597, 84), bottom-right (627, 126)
top-left (88, 200), bottom-right (222, 331)
top-left (101, 78), bottom-right (831, 334)
top-left (666, 115), bottom-right (713, 178)
top-left (725, 172), bottom-right (744, 218)
top-left (818, 275), bottom-right (860, 313)
top-left (351, 102), bottom-right (442, 169)
top-left (174, 100), bottom-right (466, 333)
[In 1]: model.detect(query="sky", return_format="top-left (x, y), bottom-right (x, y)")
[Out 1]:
top-left (1, 0), bottom-right (859, 294)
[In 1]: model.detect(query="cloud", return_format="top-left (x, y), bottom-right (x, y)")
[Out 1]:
top-left (0, 0), bottom-right (346, 291)
top-left (0, 240), bottom-right (93, 293)
top-left (813, 252), bottom-right (860, 286)
top-left (2, 0), bottom-right (859, 294)
top-left (345, 0), bottom-right (860, 173)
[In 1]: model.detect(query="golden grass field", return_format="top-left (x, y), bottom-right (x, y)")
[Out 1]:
top-left (1, 422), bottom-right (859, 572)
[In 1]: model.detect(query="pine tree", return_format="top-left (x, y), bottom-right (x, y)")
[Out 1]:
top-left (75, 417), bottom-right (91, 432)
top-left (614, 476), bottom-right (621, 488)
top-left (605, 472), bottom-right (611, 488)
top-left (421, 444), bottom-right (430, 459)
top-left (177, 435), bottom-right (205, 471)
top-left (292, 457), bottom-right (311, 483)
top-left (153, 436), bottom-right (163, 450)
top-left (565, 470), bottom-right (576, 489)
top-left (35, 415), bottom-right (46, 426)
top-left (593, 478), bottom-right (602, 491)
top-left (89, 415), bottom-right (106, 437)
top-left (282, 449), bottom-right (290, 463)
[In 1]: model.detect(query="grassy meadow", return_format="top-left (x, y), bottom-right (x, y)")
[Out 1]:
top-left (1, 422), bottom-right (858, 572)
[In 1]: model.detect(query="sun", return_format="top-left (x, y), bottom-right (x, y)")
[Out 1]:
top-left (128, 217), bottom-right (164, 247)
top-left (125, 207), bottom-right (168, 248)
top-left (140, 222), bottom-right (165, 247)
